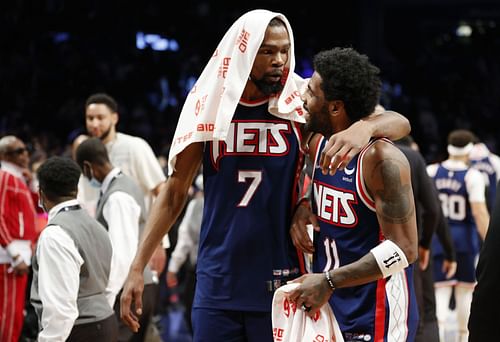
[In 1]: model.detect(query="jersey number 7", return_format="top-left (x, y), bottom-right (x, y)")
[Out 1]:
top-left (237, 170), bottom-right (262, 207)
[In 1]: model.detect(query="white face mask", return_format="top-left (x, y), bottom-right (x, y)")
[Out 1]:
top-left (38, 196), bottom-right (47, 212)
top-left (85, 163), bottom-right (102, 188)
top-left (89, 177), bottom-right (102, 188)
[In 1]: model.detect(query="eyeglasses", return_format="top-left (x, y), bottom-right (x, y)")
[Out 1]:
top-left (6, 147), bottom-right (28, 155)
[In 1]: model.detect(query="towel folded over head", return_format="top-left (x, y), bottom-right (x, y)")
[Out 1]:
top-left (168, 9), bottom-right (307, 175)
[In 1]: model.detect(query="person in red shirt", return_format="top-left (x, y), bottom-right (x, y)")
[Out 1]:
top-left (0, 169), bottom-right (37, 342)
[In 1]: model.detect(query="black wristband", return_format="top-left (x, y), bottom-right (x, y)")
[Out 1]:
top-left (325, 271), bottom-right (336, 291)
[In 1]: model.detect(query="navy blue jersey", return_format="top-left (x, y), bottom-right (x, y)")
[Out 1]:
top-left (431, 164), bottom-right (479, 255)
top-left (470, 156), bottom-right (497, 211)
top-left (195, 99), bottom-right (304, 311)
top-left (311, 137), bottom-right (418, 342)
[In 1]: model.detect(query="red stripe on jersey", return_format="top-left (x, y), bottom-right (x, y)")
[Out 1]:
top-left (403, 271), bottom-right (411, 341)
top-left (374, 277), bottom-right (387, 341)
top-left (311, 136), bottom-right (325, 182)
top-left (356, 141), bottom-right (376, 210)
top-left (291, 121), bottom-right (307, 274)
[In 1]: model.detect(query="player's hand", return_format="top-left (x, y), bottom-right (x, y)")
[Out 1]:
top-left (418, 246), bottom-right (430, 270)
top-left (442, 259), bottom-right (457, 279)
top-left (286, 273), bottom-right (333, 318)
top-left (166, 271), bottom-right (178, 288)
top-left (120, 268), bottom-right (145, 333)
top-left (21, 168), bottom-right (33, 184)
top-left (9, 259), bottom-right (29, 276)
top-left (320, 120), bottom-right (371, 175)
top-left (290, 200), bottom-right (319, 254)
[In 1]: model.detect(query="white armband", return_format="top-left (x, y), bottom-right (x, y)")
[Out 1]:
top-left (370, 240), bottom-right (409, 278)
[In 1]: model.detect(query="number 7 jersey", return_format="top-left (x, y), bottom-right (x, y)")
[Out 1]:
top-left (196, 99), bottom-right (304, 311)
top-left (311, 136), bottom-right (418, 342)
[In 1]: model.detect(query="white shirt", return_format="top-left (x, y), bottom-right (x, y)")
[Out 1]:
top-left (76, 175), bottom-right (99, 217)
top-left (167, 195), bottom-right (203, 273)
top-left (469, 142), bottom-right (500, 183)
top-left (36, 199), bottom-right (83, 342)
top-left (100, 168), bottom-right (141, 307)
top-left (106, 132), bottom-right (170, 248)
top-left (106, 133), bottom-right (166, 213)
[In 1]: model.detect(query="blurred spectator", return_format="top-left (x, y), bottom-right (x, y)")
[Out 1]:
top-left (75, 137), bottom-right (159, 342)
top-left (469, 133), bottom-right (500, 213)
top-left (395, 135), bottom-right (456, 342)
top-left (0, 169), bottom-right (37, 342)
top-left (0, 136), bottom-right (39, 202)
top-left (31, 156), bottom-right (117, 341)
top-left (427, 129), bottom-right (489, 342)
top-left (166, 173), bottom-right (203, 335)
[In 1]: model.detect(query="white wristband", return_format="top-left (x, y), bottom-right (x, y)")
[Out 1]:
top-left (370, 240), bottom-right (409, 278)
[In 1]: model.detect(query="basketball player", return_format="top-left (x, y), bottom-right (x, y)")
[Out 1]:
top-left (120, 10), bottom-right (411, 341)
top-left (287, 47), bottom-right (419, 341)
top-left (427, 129), bottom-right (489, 342)
top-left (469, 133), bottom-right (500, 213)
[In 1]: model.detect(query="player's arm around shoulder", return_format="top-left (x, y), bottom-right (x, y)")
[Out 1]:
top-left (362, 139), bottom-right (418, 264)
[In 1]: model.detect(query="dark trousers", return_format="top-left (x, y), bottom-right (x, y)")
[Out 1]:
top-left (114, 283), bottom-right (158, 342)
top-left (414, 257), bottom-right (440, 342)
top-left (67, 313), bottom-right (118, 342)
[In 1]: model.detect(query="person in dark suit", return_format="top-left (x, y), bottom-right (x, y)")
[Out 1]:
top-left (468, 178), bottom-right (500, 341)
top-left (395, 135), bottom-right (456, 342)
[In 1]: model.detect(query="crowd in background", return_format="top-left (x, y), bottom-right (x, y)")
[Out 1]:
top-left (1, 1), bottom-right (500, 341)
top-left (2, 0), bottom-right (500, 165)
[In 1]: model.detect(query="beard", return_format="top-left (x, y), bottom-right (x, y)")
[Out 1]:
top-left (252, 76), bottom-right (284, 96)
top-left (99, 124), bottom-right (113, 141)
top-left (304, 104), bottom-right (333, 138)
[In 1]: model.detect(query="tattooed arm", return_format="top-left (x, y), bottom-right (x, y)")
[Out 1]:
top-left (324, 140), bottom-right (418, 286)
top-left (287, 139), bottom-right (418, 316)
top-left (363, 140), bottom-right (418, 262)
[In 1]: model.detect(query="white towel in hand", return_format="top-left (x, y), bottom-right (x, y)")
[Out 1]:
top-left (272, 283), bottom-right (344, 342)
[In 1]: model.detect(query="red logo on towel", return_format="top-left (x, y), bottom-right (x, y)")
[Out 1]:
top-left (283, 297), bottom-right (297, 317)
top-left (281, 67), bottom-right (290, 85)
top-left (284, 90), bottom-right (301, 106)
top-left (218, 57), bottom-right (231, 79)
top-left (237, 29), bottom-right (250, 53)
top-left (195, 100), bottom-right (201, 116)
top-left (295, 106), bottom-right (304, 116)
top-left (273, 328), bottom-right (284, 341)
top-left (194, 95), bottom-right (208, 116)
top-left (197, 123), bottom-right (214, 132)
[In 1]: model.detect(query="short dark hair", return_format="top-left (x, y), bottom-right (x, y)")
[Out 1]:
top-left (448, 129), bottom-right (475, 147)
top-left (313, 47), bottom-right (381, 121)
top-left (75, 137), bottom-right (110, 169)
top-left (85, 93), bottom-right (118, 113)
top-left (37, 157), bottom-right (81, 201)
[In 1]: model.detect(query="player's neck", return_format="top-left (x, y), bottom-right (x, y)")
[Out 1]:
top-left (241, 81), bottom-right (268, 102)
top-left (102, 129), bottom-right (117, 145)
top-left (449, 155), bottom-right (469, 163)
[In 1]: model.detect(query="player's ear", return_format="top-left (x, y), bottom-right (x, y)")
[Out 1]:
top-left (111, 112), bottom-right (119, 125)
top-left (329, 100), bottom-right (343, 116)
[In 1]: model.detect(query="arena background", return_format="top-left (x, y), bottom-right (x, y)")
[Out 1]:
top-left (1, 0), bottom-right (499, 163)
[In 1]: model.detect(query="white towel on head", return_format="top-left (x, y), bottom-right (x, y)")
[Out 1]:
top-left (272, 283), bottom-right (344, 342)
top-left (168, 9), bottom-right (307, 175)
